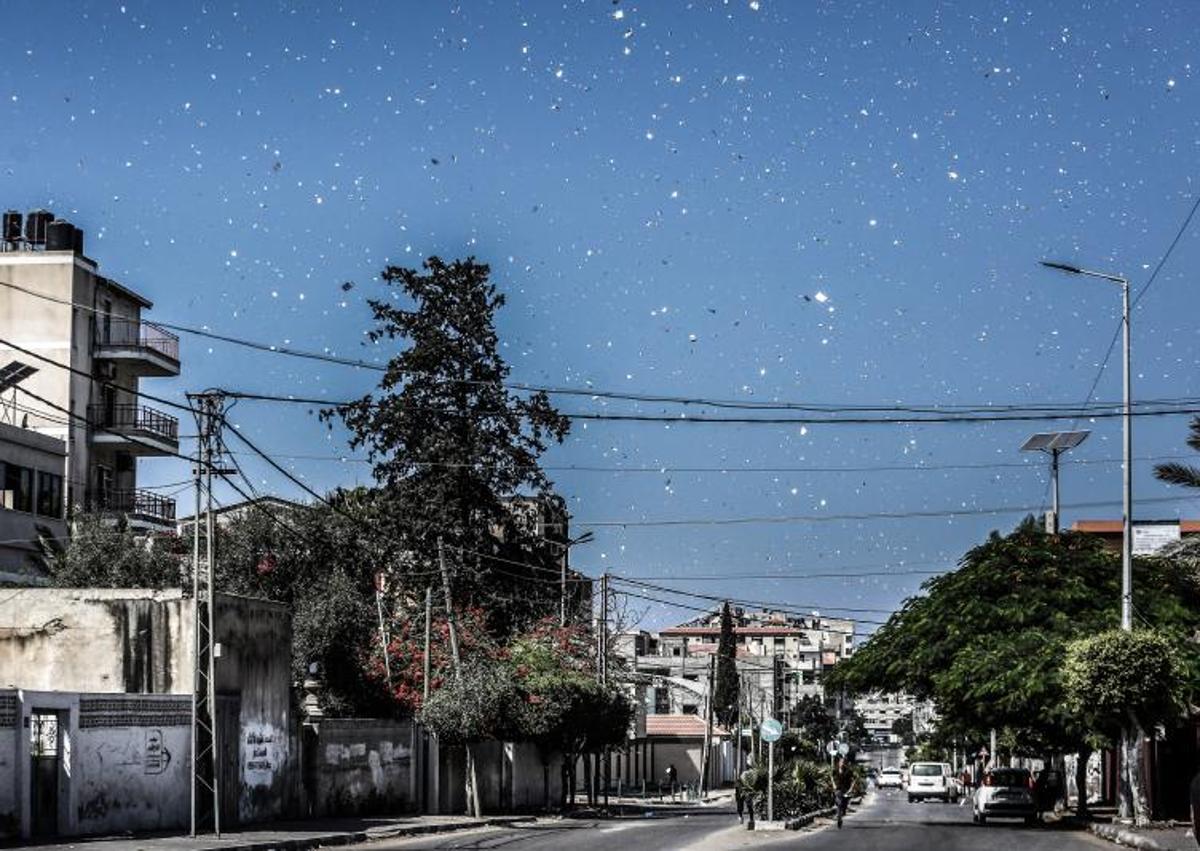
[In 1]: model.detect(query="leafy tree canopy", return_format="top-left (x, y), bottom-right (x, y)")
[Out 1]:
top-left (1064, 629), bottom-right (1187, 736)
top-left (828, 517), bottom-right (1200, 754)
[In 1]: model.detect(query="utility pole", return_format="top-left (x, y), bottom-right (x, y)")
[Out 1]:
top-left (423, 587), bottom-right (432, 704)
top-left (187, 391), bottom-right (232, 837)
top-left (599, 572), bottom-right (609, 807)
top-left (438, 538), bottom-right (480, 817)
top-left (700, 654), bottom-right (715, 797)
top-left (599, 573), bottom-right (608, 684)
top-left (374, 572), bottom-right (392, 687)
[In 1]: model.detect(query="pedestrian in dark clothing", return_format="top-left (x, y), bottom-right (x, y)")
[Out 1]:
top-left (740, 769), bottom-right (757, 829)
top-left (666, 764), bottom-right (678, 802)
top-left (831, 757), bottom-right (855, 829)
top-left (735, 784), bottom-right (746, 822)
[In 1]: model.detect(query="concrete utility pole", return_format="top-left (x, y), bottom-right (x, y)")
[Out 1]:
top-left (700, 654), bottom-right (715, 797)
top-left (599, 572), bottom-right (609, 807)
top-left (374, 571), bottom-right (392, 686)
top-left (423, 587), bottom-right (432, 704)
top-left (438, 538), bottom-right (480, 818)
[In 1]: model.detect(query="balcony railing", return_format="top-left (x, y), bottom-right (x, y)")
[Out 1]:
top-left (89, 403), bottom-right (179, 442)
top-left (96, 318), bottom-right (180, 363)
top-left (95, 488), bottom-right (177, 524)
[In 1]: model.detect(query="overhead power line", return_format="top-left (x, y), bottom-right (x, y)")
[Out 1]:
top-left (7, 276), bottom-right (1200, 419)
top-left (222, 388), bottom-right (1200, 427)
top-left (610, 575), bottom-right (897, 616)
top-left (576, 492), bottom-right (1200, 528)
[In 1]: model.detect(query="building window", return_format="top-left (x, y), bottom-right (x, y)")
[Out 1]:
top-left (654, 687), bottom-right (669, 715)
top-left (37, 472), bottom-right (64, 519)
top-left (1, 463), bottom-right (34, 513)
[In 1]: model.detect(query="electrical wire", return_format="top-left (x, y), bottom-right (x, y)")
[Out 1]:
top-left (8, 277), bottom-right (1200, 419)
top-left (575, 492), bottom-right (1200, 528)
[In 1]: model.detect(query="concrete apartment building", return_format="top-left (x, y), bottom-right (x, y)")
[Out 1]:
top-left (617, 608), bottom-right (856, 729)
top-left (0, 210), bottom-right (181, 564)
top-left (644, 608), bottom-right (855, 721)
top-left (0, 419), bottom-right (68, 581)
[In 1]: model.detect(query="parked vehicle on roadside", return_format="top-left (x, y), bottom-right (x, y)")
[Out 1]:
top-left (972, 767), bottom-right (1037, 825)
top-left (906, 762), bottom-right (957, 803)
top-left (876, 767), bottom-right (904, 789)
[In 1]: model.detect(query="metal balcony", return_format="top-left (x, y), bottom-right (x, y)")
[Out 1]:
top-left (89, 403), bottom-right (180, 455)
top-left (94, 318), bottom-right (181, 376)
top-left (94, 488), bottom-right (177, 529)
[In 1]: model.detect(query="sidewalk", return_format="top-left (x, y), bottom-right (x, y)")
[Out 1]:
top-left (6, 814), bottom-right (537, 851)
top-left (1087, 820), bottom-right (1196, 851)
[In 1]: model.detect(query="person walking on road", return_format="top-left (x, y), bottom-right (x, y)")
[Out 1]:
top-left (666, 764), bottom-right (678, 803)
top-left (831, 757), bottom-right (855, 829)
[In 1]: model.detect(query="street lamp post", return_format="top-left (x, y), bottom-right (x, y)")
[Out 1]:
top-left (1020, 430), bottom-right (1091, 534)
top-left (1040, 260), bottom-right (1132, 631)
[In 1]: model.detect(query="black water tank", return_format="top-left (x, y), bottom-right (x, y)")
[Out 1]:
top-left (46, 219), bottom-right (75, 252)
top-left (2, 210), bottom-right (21, 243)
top-left (72, 225), bottom-right (84, 255)
top-left (24, 209), bottom-right (52, 245)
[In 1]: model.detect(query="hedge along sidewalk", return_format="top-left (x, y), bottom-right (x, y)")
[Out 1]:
top-left (9, 814), bottom-right (537, 851)
top-left (1087, 821), bottom-right (1197, 851)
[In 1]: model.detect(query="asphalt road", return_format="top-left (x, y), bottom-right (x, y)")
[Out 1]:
top-left (363, 789), bottom-right (1114, 851)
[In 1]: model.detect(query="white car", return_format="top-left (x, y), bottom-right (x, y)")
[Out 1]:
top-left (906, 761), bottom-right (957, 803)
top-left (972, 767), bottom-right (1036, 825)
top-left (876, 767), bottom-right (904, 788)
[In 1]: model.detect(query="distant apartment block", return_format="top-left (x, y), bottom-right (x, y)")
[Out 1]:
top-left (618, 607), bottom-right (856, 728)
top-left (0, 210), bottom-right (181, 567)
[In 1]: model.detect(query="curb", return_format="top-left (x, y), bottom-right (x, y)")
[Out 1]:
top-left (784, 806), bottom-right (836, 830)
top-left (1088, 822), bottom-right (1171, 851)
top-left (170, 816), bottom-right (536, 851)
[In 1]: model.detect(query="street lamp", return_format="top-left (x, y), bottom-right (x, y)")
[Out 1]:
top-left (1020, 430), bottom-right (1091, 534)
top-left (1040, 260), bottom-right (1132, 632)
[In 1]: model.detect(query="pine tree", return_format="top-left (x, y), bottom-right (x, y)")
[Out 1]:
top-left (713, 601), bottom-right (740, 728)
top-left (327, 257), bottom-right (570, 634)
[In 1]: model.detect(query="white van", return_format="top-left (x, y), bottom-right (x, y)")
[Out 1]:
top-left (906, 762), bottom-right (957, 803)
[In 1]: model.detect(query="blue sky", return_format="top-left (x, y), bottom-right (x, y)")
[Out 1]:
top-left (4, 1), bottom-right (1200, 631)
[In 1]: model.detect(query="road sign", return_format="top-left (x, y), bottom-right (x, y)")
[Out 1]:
top-left (760, 718), bottom-right (783, 743)
top-left (838, 742), bottom-right (850, 757)
top-left (826, 741), bottom-right (838, 756)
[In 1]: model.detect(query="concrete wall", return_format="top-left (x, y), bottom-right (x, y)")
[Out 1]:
top-left (214, 593), bottom-right (295, 824)
top-left (2, 690), bottom-right (191, 839)
top-left (74, 694), bottom-right (192, 835)
top-left (306, 719), bottom-right (415, 817)
top-left (0, 589), bottom-right (296, 828)
top-left (0, 588), bottom-right (191, 693)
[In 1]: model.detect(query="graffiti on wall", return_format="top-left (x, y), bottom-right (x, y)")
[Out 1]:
top-left (144, 729), bottom-right (171, 774)
top-left (243, 724), bottom-right (282, 787)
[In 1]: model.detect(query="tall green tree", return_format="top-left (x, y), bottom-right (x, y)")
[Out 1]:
top-left (712, 601), bottom-right (740, 728)
top-left (828, 517), bottom-right (1200, 814)
top-left (1065, 629), bottom-right (1186, 825)
top-left (326, 257), bottom-right (570, 634)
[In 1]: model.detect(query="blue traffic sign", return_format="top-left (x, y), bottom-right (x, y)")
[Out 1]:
top-left (760, 718), bottom-right (783, 743)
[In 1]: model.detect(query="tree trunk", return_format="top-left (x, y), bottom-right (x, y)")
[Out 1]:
top-left (1123, 714), bottom-right (1151, 827)
top-left (584, 752), bottom-right (594, 806)
top-left (542, 761), bottom-right (550, 812)
top-left (1075, 744), bottom-right (1092, 818)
